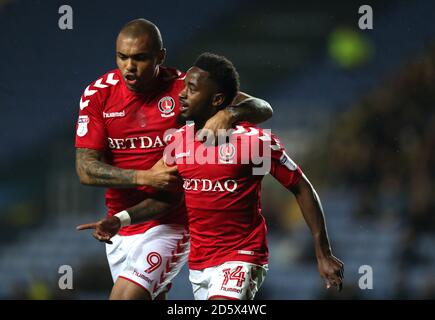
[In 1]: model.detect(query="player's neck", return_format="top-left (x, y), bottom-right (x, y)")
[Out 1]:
top-left (128, 68), bottom-right (161, 97)
top-left (194, 120), bottom-right (206, 131)
top-left (194, 113), bottom-right (216, 131)
top-left (143, 72), bottom-right (161, 94)
top-left (189, 108), bottom-right (219, 131)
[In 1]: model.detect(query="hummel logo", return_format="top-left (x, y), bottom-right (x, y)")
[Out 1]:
top-left (175, 151), bottom-right (190, 159)
top-left (103, 110), bottom-right (125, 118)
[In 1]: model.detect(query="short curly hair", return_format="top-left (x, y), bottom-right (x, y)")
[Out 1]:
top-left (193, 52), bottom-right (240, 107)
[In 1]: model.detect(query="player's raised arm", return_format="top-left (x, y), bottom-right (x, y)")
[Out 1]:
top-left (202, 92), bottom-right (273, 136)
top-left (76, 149), bottom-right (180, 189)
top-left (229, 91), bottom-right (273, 123)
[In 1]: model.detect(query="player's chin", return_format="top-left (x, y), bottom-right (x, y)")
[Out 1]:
top-left (124, 76), bottom-right (142, 90)
top-left (177, 112), bottom-right (190, 126)
top-left (124, 81), bottom-right (140, 92)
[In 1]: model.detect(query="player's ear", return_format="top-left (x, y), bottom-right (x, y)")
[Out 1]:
top-left (212, 93), bottom-right (225, 108)
top-left (157, 48), bottom-right (166, 65)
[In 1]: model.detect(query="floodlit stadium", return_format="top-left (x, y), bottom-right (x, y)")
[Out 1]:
top-left (0, 0), bottom-right (434, 300)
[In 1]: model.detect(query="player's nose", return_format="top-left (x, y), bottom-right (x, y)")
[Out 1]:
top-left (179, 86), bottom-right (187, 99)
top-left (126, 59), bottom-right (136, 72)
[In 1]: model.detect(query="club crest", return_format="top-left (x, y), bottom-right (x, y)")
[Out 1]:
top-left (158, 96), bottom-right (175, 118)
top-left (219, 142), bottom-right (236, 163)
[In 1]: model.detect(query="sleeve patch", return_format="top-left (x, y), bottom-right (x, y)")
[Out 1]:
top-left (280, 151), bottom-right (297, 171)
top-left (76, 115), bottom-right (90, 137)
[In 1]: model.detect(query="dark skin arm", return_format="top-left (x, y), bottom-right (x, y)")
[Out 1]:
top-left (289, 174), bottom-right (344, 291)
top-left (201, 91), bottom-right (273, 136)
top-left (228, 91), bottom-right (273, 124)
top-left (77, 190), bottom-right (183, 244)
top-left (76, 150), bottom-right (181, 189)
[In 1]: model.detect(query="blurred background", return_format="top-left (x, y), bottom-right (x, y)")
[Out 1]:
top-left (0, 0), bottom-right (434, 299)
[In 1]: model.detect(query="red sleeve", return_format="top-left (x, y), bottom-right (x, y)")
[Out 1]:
top-left (74, 83), bottom-right (106, 150)
top-left (234, 124), bottom-right (303, 188)
top-left (266, 133), bottom-right (303, 188)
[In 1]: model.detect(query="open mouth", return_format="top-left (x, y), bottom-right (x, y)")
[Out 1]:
top-left (124, 73), bottom-right (137, 85)
top-left (179, 100), bottom-right (189, 112)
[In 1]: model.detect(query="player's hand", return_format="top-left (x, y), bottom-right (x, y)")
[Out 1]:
top-left (137, 159), bottom-right (182, 190)
top-left (199, 108), bottom-right (235, 143)
top-left (317, 254), bottom-right (344, 291)
top-left (76, 216), bottom-right (121, 244)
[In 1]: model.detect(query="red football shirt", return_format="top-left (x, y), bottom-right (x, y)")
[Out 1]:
top-left (168, 122), bottom-right (303, 269)
top-left (75, 67), bottom-right (187, 235)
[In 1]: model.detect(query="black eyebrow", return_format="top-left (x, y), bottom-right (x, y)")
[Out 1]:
top-left (132, 53), bottom-right (149, 59)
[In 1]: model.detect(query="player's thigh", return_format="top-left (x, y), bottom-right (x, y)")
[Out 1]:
top-left (109, 277), bottom-right (168, 300)
top-left (119, 224), bottom-right (189, 299)
top-left (189, 268), bottom-right (211, 300)
top-left (110, 276), bottom-right (151, 300)
top-left (105, 233), bottom-right (138, 282)
top-left (208, 261), bottom-right (268, 300)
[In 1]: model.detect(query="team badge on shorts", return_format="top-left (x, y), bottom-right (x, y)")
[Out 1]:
top-left (77, 115), bottom-right (89, 137)
top-left (219, 142), bottom-right (236, 163)
top-left (158, 96), bottom-right (175, 118)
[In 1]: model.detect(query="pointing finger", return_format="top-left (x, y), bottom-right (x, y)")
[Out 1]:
top-left (76, 223), bottom-right (97, 231)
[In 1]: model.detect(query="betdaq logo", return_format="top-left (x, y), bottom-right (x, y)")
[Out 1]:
top-left (182, 178), bottom-right (238, 193)
top-left (107, 134), bottom-right (173, 150)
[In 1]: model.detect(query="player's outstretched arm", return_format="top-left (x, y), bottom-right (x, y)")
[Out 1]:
top-left (289, 174), bottom-right (344, 291)
top-left (76, 149), bottom-right (181, 189)
top-left (76, 190), bottom-right (183, 244)
top-left (202, 92), bottom-right (273, 136)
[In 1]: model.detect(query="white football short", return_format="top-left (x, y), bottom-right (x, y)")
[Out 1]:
top-left (189, 261), bottom-right (268, 300)
top-left (106, 224), bottom-right (190, 299)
